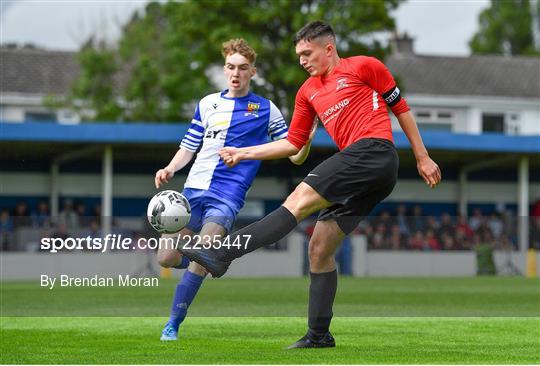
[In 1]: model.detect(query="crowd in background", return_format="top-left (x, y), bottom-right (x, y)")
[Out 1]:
top-left (2, 199), bottom-right (540, 252)
top-left (357, 204), bottom-right (540, 251)
top-left (0, 199), bottom-right (103, 251)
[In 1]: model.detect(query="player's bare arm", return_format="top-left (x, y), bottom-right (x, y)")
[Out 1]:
top-left (155, 148), bottom-right (195, 188)
top-left (396, 110), bottom-right (441, 188)
top-left (288, 118), bottom-right (318, 165)
top-left (219, 139), bottom-right (300, 168)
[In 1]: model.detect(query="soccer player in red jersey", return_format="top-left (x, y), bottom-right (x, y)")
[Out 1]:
top-left (180, 21), bottom-right (441, 348)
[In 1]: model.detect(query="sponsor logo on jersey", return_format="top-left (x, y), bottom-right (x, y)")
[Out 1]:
top-left (309, 91), bottom-right (320, 101)
top-left (321, 98), bottom-right (350, 125)
top-left (205, 129), bottom-right (225, 140)
top-left (336, 78), bottom-right (349, 90)
top-left (245, 101), bottom-right (260, 117)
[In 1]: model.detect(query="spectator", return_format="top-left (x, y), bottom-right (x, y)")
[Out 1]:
top-left (76, 202), bottom-right (91, 228)
top-left (395, 204), bottom-right (410, 237)
top-left (92, 204), bottom-right (102, 225)
top-left (439, 213), bottom-right (453, 238)
top-left (425, 229), bottom-right (441, 251)
top-left (388, 224), bottom-right (404, 250)
top-left (31, 200), bottom-right (50, 228)
top-left (455, 230), bottom-right (471, 250)
top-left (409, 231), bottom-right (426, 251)
top-left (530, 217), bottom-right (540, 250)
top-left (58, 199), bottom-right (79, 229)
top-left (408, 205), bottom-right (425, 233)
top-left (441, 232), bottom-right (463, 250)
top-left (12, 201), bottom-right (32, 228)
top-left (371, 210), bottom-right (394, 233)
top-left (501, 210), bottom-right (517, 246)
top-left (46, 223), bottom-right (69, 252)
top-left (469, 208), bottom-right (484, 231)
top-left (487, 212), bottom-right (504, 240)
top-left (426, 216), bottom-right (440, 232)
top-left (84, 220), bottom-right (102, 239)
top-left (0, 209), bottom-right (14, 251)
top-left (532, 199), bottom-right (540, 217)
top-left (456, 214), bottom-right (474, 240)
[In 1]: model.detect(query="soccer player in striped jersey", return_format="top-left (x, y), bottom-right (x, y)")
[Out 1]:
top-left (154, 38), bottom-right (314, 341)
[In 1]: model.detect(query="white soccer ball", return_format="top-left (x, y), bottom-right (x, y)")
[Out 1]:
top-left (147, 190), bottom-right (191, 234)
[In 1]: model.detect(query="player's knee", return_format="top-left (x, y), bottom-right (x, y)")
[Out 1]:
top-left (308, 240), bottom-right (333, 265)
top-left (284, 185), bottom-right (325, 220)
top-left (157, 250), bottom-right (178, 268)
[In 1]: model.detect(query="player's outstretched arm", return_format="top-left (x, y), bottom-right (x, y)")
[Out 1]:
top-left (155, 148), bottom-right (195, 188)
top-left (219, 139), bottom-right (299, 168)
top-left (288, 118), bottom-right (318, 165)
top-left (396, 111), bottom-right (441, 188)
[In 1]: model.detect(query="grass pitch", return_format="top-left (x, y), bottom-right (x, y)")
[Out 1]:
top-left (1, 277), bottom-right (539, 364)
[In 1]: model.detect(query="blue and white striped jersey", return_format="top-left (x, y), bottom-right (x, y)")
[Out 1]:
top-left (180, 90), bottom-right (288, 209)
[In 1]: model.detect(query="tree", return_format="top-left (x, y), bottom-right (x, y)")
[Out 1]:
top-left (470, 0), bottom-right (539, 55)
top-left (70, 40), bottom-right (122, 121)
top-left (71, 0), bottom-right (402, 122)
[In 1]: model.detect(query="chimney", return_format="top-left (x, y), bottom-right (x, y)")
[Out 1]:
top-left (391, 32), bottom-right (415, 55)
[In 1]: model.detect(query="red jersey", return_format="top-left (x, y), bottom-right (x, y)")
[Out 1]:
top-left (287, 56), bottom-right (409, 150)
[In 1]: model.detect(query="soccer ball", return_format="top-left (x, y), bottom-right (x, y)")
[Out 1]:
top-left (147, 190), bottom-right (191, 234)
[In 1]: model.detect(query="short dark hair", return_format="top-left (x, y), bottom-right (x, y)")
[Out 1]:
top-left (293, 21), bottom-right (335, 45)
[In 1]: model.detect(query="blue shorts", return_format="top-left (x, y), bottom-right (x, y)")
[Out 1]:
top-left (181, 188), bottom-right (240, 234)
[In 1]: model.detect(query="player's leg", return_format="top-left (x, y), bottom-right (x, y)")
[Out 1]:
top-left (288, 219), bottom-right (344, 349)
top-left (157, 189), bottom-right (203, 269)
top-left (161, 191), bottom-right (204, 340)
top-left (215, 182), bottom-right (331, 262)
top-left (159, 228), bottom-right (194, 341)
top-left (157, 227), bottom-right (194, 269)
top-left (161, 222), bottom-right (226, 341)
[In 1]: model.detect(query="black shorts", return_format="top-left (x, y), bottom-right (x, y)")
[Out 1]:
top-left (303, 138), bottom-right (398, 235)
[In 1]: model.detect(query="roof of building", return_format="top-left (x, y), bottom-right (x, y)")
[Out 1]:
top-left (386, 53), bottom-right (540, 99)
top-left (1, 48), bottom-right (79, 95)
top-left (2, 46), bottom-right (539, 100)
top-left (2, 122), bottom-right (539, 154)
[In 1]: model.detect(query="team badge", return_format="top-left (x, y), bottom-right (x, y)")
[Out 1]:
top-left (245, 101), bottom-right (260, 117)
top-left (336, 78), bottom-right (349, 90)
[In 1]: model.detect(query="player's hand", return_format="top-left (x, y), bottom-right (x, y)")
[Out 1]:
top-left (417, 156), bottom-right (441, 188)
top-left (155, 167), bottom-right (174, 188)
top-left (219, 147), bottom-right (241, 167)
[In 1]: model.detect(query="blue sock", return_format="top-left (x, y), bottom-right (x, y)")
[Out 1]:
top-left (168, 270), bottom-right (205, 330)
top-left (173, 255), bottom-right (190, 269)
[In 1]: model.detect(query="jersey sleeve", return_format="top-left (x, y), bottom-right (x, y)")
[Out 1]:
top-left (267, 101), bottom-right (288, 141)
top-left (357, 56), bottom-right (410, 116)
top-left (180, 102), bottom-right (205, 152)
top-left (287, 85), bottom-right (317, 149)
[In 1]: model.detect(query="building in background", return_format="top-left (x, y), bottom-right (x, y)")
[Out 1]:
top-left (2, 39), bottom-right (539, 136)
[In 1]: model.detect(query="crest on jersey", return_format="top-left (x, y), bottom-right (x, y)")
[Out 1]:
top-left (245, 101), bottom-right (260, 117)
top-left (336, 78), bottom-right (349, 90)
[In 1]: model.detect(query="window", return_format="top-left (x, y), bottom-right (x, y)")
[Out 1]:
top-left (25, 111), bottom-right (57, 122)
top-left (417, 122), bottom-right (452, 131)
top-left (482, 114), bottom-right (504, 133)
top-left (414, 109), bottom-right (454, 131)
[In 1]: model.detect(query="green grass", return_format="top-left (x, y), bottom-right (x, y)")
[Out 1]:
top-left (2, 277), bottom-right (539, 316)
top-left (1, 277), bottom-right (539, 364)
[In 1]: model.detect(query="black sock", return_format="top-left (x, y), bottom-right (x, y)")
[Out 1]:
top-left (308, 269), bottom-right (337, 339)
top-left (217, 206), bottom-right (297, 261)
